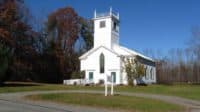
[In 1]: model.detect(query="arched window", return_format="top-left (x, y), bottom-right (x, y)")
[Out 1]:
top-left (150, 68), bottom-right (153, 80)
top-left (145, 67), bottom-right (148, 80)
top-left (100, 53), bottom-right (105, 73)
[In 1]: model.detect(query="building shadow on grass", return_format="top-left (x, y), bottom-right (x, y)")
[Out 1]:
top-left (1, 82), bottom-right (42, 87)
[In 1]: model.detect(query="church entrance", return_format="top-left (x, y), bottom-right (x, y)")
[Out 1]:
top-left (111, 72), bottom-right (116, 83)
top-left (89, 72), bottom-right (93, 80)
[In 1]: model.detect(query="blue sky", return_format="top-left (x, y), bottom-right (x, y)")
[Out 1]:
top-left (25, 0), bottom-right (200, 55)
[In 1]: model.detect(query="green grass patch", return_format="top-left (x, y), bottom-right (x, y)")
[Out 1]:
top-left (0, 83), bottom-right (102, 93)
top-left (1, 82), bottom-right (200, 101)
top-left (27, 93), bottom-right (184, 112)
top-left (115, 84), bottom-right (200, 101)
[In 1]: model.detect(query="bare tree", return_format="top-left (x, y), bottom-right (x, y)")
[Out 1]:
top-left (123, 56), bottom-right (145, 86)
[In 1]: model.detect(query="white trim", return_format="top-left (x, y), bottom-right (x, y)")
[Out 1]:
top-left (79, 46), bottom-right (120, 60)
top-left (85, 69), bottom-right (96, 71)
top-left (119, 46), bottom-right (155, 62)
top-left (108, 69), bottom-right (120, 71)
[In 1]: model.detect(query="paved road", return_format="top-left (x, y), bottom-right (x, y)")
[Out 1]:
top-left (0, 91), bottom-right (123, 112)
top-left (0, 99), bottom-right (72, 112)
top-left (0, 90), bottom-right (200, 112)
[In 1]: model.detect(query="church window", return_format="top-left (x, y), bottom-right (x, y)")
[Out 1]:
top-left (100, 53), bottom-right (105, 73)
top-left (100, 21), bottom-right (106, 28)
top-left (113, 21), bottom-right (119, 32)
top-left (150, 68), bottom-right (153, 80)
top-left (145, 67), bottom-right (148, 80)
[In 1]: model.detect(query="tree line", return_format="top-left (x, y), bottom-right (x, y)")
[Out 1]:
top-left (1, 0), bottom-right (199, 85)
top-left (0, 0), bottom-right (93, 84)
top-left (143, 27), bottom-right (200, 84)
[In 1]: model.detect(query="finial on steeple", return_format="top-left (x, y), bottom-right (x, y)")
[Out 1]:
top-left (117, 12), bottom-right (120, 19)
top-left (110, 6), bottom-right (112, 15)
top-left (94, 9), bottom-right (96, 18)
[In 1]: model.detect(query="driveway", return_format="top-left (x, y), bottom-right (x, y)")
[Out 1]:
top-left (0, 90), bottom-right (200, 112)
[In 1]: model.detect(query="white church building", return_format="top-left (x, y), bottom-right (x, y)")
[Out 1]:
top-left (79, 9), bottom-right (156, 85)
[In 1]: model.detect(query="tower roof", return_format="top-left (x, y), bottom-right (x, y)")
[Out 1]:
top-left (93, 8), bottom-right (119, 20)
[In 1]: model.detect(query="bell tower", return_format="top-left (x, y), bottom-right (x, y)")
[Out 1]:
top-left (93, 8), bottom-right (120, 49)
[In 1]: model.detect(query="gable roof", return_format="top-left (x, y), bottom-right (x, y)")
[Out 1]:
top-left (79, 45), bottom-right (154, 62)
top-left (117, 46), bottom-right (155, 62)
top-left (79, 46), bottom-right (120, 60)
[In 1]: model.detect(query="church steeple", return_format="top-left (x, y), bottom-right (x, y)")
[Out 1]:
top-left (93, 8), bottom-right (120, 49)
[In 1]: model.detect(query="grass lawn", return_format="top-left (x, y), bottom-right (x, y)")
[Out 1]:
top-left (116, 84), bottom-right (200, 101)
top-left (0, 82), bottom-right (104, 93)
top-left (0, 82), bottom-right (200, 101)
top-left (26, 93), bottom-right (184, 112)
